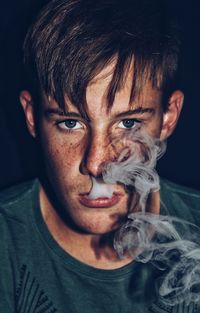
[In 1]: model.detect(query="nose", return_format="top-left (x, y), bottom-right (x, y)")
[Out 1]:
top-left (80, 132), bottom-right (114, 177)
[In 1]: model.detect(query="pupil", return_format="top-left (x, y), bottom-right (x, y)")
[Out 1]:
top-left (123, 120), bottom-right (135, 128)
top-left (65, 120), bottom-right (76, 128)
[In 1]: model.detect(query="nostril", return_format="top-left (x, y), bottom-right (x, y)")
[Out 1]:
top-left (80, 158), bottom-right (116, 178)
top-left (79, 157), bottom-right (106, 177)
top-left (79, 162), bottom-right (89, 175)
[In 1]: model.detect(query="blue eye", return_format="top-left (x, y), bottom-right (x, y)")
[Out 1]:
top-left (58, 119), bottom-right (82, 130)
top-left (64, 120), bottom-right (77, 128)
top-left (118, 119), bottom-right (140, 129)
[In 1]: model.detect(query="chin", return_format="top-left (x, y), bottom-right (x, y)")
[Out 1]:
top-left (69, 209), bottom-right (125, 235)
top-left (57, 191), bottom-right (128, 235)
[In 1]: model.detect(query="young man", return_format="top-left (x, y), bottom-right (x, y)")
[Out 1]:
top-left (1, 0), bottom-right (200, 312)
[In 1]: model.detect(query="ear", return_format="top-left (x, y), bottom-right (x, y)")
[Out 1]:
top-left (20, 90), bottom-right (36, 137)
top-left (160, 90), bottom-right (184, 140)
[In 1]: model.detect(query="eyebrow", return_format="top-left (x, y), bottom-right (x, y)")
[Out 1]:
top-left (44, 106), bottom-right (155, 119)
top-left (115, 107), bottom-right (155, 118)
top-left (44, 108), bottom-right (82, 118)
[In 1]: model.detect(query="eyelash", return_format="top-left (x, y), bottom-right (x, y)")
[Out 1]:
top-left (56, 119), bottom-right (83, 132)
top-left (118, 119), bottom-right (142, 130)
top-left (55, 118), bottom-right (142, 133)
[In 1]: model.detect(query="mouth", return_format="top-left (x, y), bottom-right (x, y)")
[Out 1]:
top-left (78, 193), bottom-right (122, 208)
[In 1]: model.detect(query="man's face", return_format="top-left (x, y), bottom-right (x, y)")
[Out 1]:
top-left (21, 64), bottom-right (183, 236)
top-left (36, 65), bottom-right (166, 235)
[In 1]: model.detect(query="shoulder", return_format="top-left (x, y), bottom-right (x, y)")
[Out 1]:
top-left (0, 179), bottom-right (39, 224)
top-left (160, 177), bottom-right (200, 225)
top-left (0, 179), bottom-right (37, 203)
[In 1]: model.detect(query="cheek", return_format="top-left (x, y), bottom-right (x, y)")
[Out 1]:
top-left (40, 132), bottom-right (86, 176)
top-left (146, 115), bottom-right (164, 138)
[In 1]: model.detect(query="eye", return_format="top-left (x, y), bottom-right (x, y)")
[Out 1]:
top-left (118, 119), bottom-right (141, 129)
top-left (57, 119), bottom-right (83, 130)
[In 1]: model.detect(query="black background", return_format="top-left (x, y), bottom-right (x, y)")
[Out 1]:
top-left (0, 0), bottom-right (199, 190)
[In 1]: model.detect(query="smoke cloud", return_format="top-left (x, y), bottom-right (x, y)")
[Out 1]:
top-left (101, 126), bottom-right (200, 306)
top-left (88, 177), bottom-right (114, 199)
top-left (103, 126), bottom-right (166, 212)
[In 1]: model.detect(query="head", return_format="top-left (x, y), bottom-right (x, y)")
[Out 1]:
top-left (20, 0), bottom-right (184, 235)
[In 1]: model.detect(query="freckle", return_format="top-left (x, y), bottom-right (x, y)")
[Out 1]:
top-left (74, 142), bottom-right (82, 149)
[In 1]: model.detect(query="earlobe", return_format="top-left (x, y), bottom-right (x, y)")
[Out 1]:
top-left (20, 90), bottom-right (36, 138)
top-left (160, 90), bottom-right (184, 140)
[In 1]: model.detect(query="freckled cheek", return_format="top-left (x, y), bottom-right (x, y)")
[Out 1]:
top-left (42, 136), bottom-right (87, 172)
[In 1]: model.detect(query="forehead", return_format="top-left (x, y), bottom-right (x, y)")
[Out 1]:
top-left (44, 63), bottom-right (162, 115)
top-left (86, 63), bottom-right (162, 117)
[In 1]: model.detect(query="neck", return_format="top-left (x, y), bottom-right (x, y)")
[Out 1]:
top-left (39, 183), bottom-right (160, 269)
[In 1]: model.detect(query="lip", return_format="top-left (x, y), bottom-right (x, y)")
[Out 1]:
top-left (78, 193), bottom-right (122, 208)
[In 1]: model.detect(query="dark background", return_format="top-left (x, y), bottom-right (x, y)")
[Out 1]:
top-left (0, 0), bottom-right (199, 190)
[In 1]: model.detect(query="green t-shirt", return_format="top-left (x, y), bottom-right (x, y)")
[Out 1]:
top-left (0, 179), bottom-right (200, 313)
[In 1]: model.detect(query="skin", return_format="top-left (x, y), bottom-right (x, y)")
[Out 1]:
top-left (20, 64), bottom-right (184, 269)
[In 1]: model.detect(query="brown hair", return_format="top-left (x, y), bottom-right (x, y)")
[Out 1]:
top-left (23, 0), bottom-right (180, 114)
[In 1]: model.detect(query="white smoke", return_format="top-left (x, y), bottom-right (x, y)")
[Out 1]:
top-left (88, 177), bottom-right (114, 199)
top-left (103, 126), bottom-right (166, 212)
top-left (101, 126), bottom-right (200, 306)
top-left (114, 212), bottom-right (200, 305)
